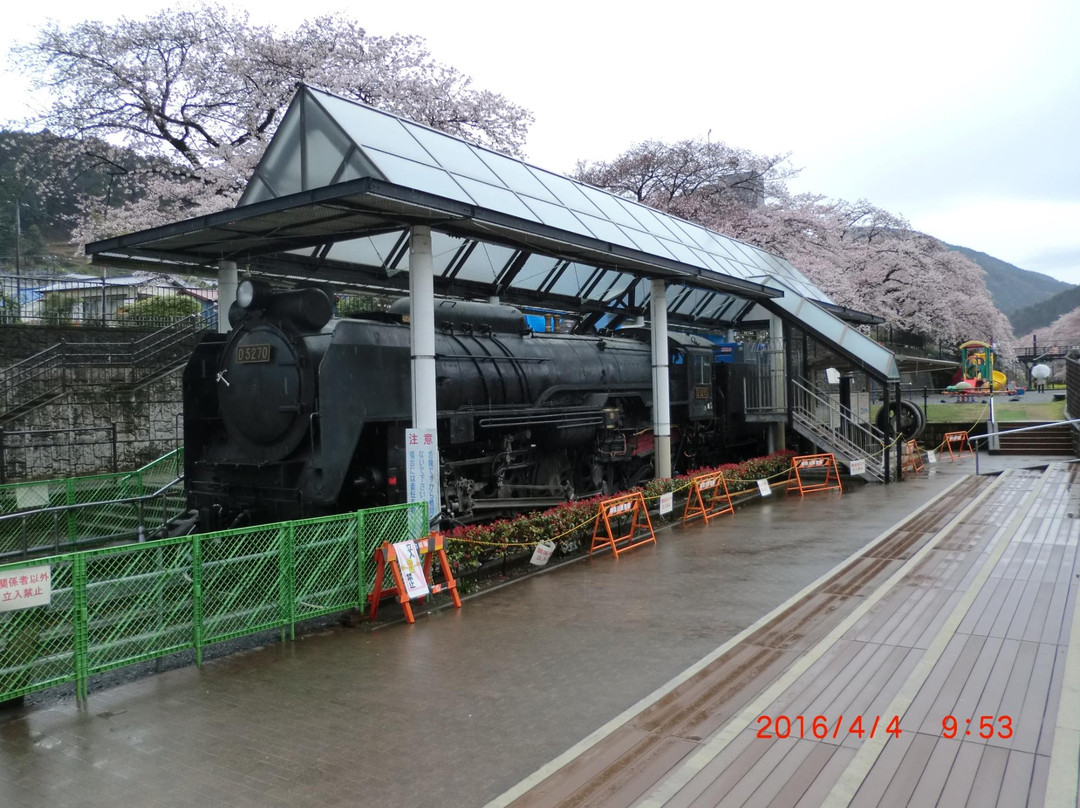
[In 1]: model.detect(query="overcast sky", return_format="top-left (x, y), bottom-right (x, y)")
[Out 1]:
top-left (3, 0), bottom-right (1079, 283)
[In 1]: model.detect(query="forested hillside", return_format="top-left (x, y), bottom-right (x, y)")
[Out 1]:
top-left (945, 243), bottom-right (1073, 316)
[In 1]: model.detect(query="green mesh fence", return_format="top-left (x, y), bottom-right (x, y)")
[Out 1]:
top-left (0, 501), bottom-right (425, 702)
top-left (0, 449), bottom-right (185, 559)
top-left (0, 448), bottom-right (184, 516)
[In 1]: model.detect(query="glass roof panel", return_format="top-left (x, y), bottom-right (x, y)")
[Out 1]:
top-left (615, 226), bottom-right (675, 260)
top-left (547, 263), bottom-right (594, 297)
top-left (338, 151), bottom-right (376, 183)
top-left (726, 239), bottom-right (770, 271)
top-left (453, 176), bottom-right (542, 222)
top-left (310, 91), bottom-right (432, 164)
top-left (658, 237), bottom-right (705, 267)
top-left (576, 185), bottom-right (647, 228)
top-left (456, 242), bottom-right (518, 284)
top-left (365, 150), bottom-right (475, 205)
top-left (511, 253), bottom-right (562, 291)
top-left (472, 150), bottom-right (561, 202)
top-left (402, 122), bottom-right (505, 184)
top-left (665, 218), bottom-right (714, 251)
top-left (688, 247), bottom-right (725, 273)
top-left (326, 231), bottom-right (404, 268)
top-left (429, 232), bottom-right (466, 274)
top-left (673, 288), bottom-right (710, 315)
top-left (254, 104), bottom-right (302, 196)
top-left (304, 96), bottom-right (355, 189)
top-left (599, 272), bottom-right (637, 301)
top-left (574, 213), bottom-right (642, 250)
top-left (527, 169), bottom-right (606, 217)
top-left (631, 205), bottom-right (685, 241)
top-left (242, 175), bottom-right (275, 205)
top-left (520, 197), bottom-right (597, 239)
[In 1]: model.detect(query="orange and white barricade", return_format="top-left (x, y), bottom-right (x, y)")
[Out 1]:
top-left (942, 430), bottom-right (973, 460)
top-left (683, 470), bottom-right (735, 524)
top-left (590, 491), bottom-right (655, 558)
top-left (786, 453), bottom-right (843, 496)
top-left (904, 440), bottom-right (925, 473)
top-left (369, 532), bottom-right (461, 624)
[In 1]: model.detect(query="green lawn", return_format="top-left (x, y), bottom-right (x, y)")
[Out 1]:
top-left (923, 399), bottom-right (1066, 423)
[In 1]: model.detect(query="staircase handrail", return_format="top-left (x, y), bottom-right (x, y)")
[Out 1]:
top-left (0, 312), bottom-right (212, 419)
top-left (790, 378), bottom-right (888, 476)
top-left (970, 419), bottom-right (1080, 475)
top-left (0, 475), bottom-right (185, 562)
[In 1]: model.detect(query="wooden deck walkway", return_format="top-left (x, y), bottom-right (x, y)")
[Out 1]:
top-left (490, 465), bottom-right (1080, 808)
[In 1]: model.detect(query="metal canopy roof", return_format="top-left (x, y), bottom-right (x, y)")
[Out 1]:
top-left (86, 84), bottom-right (898, 380)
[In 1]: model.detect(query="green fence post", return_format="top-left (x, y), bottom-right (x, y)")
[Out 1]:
top-left (281, 524), bottom-right (296, 642)
top-left (65, 479), bottom-right (77, 544)
top-left (72, 555), bottom-right (89, 701)
top-left (192, 536), bottom-right (204, 667)
top-left (357, 511), bottom-right (367, 611)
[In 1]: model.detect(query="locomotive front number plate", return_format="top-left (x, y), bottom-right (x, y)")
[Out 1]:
top-left (235, 344), bottom-right (272, 363)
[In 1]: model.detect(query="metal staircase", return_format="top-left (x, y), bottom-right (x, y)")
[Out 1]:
top-left (0, 313), bottom-right (212, 423)
top-left (790, 378), bottom-right (887, 483)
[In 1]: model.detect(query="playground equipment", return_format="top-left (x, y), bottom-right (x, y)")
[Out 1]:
top-left (946, 340), bottom-right (1009, 396)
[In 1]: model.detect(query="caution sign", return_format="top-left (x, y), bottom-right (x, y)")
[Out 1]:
top-left (904, 440), bottom-right (925, 473)
top-left (786, 453), bottom-right (843, 497)
top-left (590, 491), bottom-right (656, 559)
top-left (682, 470), bottom-right (735, 524)
top-left (368, 533), bottom-right (461, 624)
top-left (942, 430), bottom-right (973, 460)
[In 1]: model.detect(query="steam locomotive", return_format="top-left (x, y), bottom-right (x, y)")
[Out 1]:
top-left (182, 280), bottom-right (766, 531)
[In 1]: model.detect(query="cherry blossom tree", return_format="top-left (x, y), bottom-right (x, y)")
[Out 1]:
top-left (11, 5), bottom-right (533, 242)
top-left (576, 137), bottom-right (1013, 354)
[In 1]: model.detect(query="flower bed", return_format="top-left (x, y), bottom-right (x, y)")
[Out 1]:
top-left (442, 450), bottom-right (796, 583)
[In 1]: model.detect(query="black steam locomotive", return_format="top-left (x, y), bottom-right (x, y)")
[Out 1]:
top-left (182, 280), bottom-right (765, 531)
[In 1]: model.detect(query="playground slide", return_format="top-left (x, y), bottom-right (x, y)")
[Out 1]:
top-left (991, 370), bottom-right (1007, 390)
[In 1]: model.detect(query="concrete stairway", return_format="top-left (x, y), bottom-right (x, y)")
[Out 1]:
top-left (994, 421), bottom-right (1075, 456)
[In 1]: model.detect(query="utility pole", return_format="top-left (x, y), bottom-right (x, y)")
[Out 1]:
top-left (14, 201), bottom-right (21, 320)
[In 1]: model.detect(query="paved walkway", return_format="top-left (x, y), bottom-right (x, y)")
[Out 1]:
top-left (0, 454), bottom-right (1076, 807)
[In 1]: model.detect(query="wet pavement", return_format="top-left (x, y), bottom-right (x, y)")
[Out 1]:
top-left (0, 453), bottom-right (1072, 807)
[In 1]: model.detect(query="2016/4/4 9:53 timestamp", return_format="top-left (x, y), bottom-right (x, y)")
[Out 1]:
top-left (942, 715), bottom-right (1013, 739)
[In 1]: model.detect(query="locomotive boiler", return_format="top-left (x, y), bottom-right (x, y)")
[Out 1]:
top-left (182, 280), bottom-right (760, 531)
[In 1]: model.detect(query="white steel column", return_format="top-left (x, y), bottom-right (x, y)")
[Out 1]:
top-left (409, 226), bottom-right (438, 430)
top-left (650, 279), bottom-right (672, 479)
top-left (217, 260), bottom-right (238, 334)
top-left (768, 313), bottom-right (786, 453)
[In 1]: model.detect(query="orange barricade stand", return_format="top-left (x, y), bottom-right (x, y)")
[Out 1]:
top-left (786, 453), bottom-right (843, 496)
top-left (369, 532), bottom-right (461, 624)
top-left (942, 430), bottom-right (973, 460)
top-left (904, 440), bottom-right (925, 472)
top-left (683, 470), bottom-right (735, 524)
top-left (590, 491), bottom-right (655, 558)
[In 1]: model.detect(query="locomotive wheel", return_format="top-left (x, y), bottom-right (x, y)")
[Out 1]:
top-left (875, 399), bottom-right (926, 441)
top-left (625, 462), bottom-right (655, 488)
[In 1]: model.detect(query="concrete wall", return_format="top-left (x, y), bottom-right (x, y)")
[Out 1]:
top-left (0, 368), bottom-right (183, 482)
top-left (1, 325), bottom-right (194, 482)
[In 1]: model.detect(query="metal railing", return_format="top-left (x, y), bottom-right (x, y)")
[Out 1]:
top-left (969, 419), bottom-right (1080, 475)
top-left (0, 477), bottom-right (186, 562)
top-left (0, 273), bottom-right (216, 329)
top-left (0, 449), bottom-right (186, 560)
top-left (0, 312), bottom-right (212, 421)
top-left (790, 378), bottom-right (887, 481)
top-left (0, 501), bottom-right (427, 702)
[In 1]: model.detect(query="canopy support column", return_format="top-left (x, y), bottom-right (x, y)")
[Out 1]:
top-left (409, 226), bottom-right (438, 430)
top-left (217, 260), bottom-right (237, 334)
top-left (770, 313), bottom-right (787, 453)
top-left (651, 279), bottom-right (672, 479)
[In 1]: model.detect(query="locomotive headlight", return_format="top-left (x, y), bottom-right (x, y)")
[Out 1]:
top-left (236, 279), bottom-right (271, 310)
